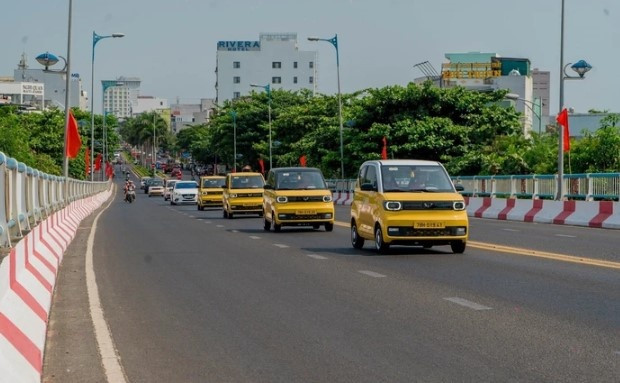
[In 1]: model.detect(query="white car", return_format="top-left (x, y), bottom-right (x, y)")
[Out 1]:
top-left (171, 180), bottom-right (199, 205)
top-left (164, 180), bottom-right (178, 201)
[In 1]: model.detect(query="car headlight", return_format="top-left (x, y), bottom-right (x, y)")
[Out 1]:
top-left (230, 193), bottom-right (237, 198)
top-left (323, 195), bottom-right (333, 203)
top-left (453, 201), bottom-right (466, 211)
top-left (276, 196), bottom-right (288, 203)
top-left (202, 191), bottom-right (209, 195)
top-left (384, 201), bottom-right (402, 211)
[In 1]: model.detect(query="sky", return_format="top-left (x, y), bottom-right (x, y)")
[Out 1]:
top-left (2, 0), bottom-right (618, 114)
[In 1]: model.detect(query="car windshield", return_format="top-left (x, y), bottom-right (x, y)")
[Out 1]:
top-left (380, 165), bottom-right (454, 192)
top-left (231, 175), bottom-right (264, 189)
top-left (151, 180), bottom-right (164, 186)
top-left (276, 171), bottom-right (327, 190)
top-left (202, 179), bottom-right (225, 188)
top-left (175, 182), bottom-right (198, 189)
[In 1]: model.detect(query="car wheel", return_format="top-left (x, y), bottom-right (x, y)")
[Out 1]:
top-left (374, 225), bottom-right (390, 254)
top-left (263, 214), bottom-right (271, 231)
top-left (312, 224), bottom-right (320, 230)
top-left (228, 211), bottom-right (234, 219)
top-left (223, 209), bottom-right (228, 218)
top-left (351, 221), bottom-right (365, 249)
top-left (451, 241), bottom-right (466, 254)
top-left (325, 222), bottom-right (334, 232)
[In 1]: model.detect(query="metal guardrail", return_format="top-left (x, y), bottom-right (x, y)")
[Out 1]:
top-left (0, 151), bottom-right (109, 250)
top-left (326, 173), bottom-right (620, 201)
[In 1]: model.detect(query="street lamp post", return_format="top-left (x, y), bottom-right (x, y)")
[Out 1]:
top-left (558, 0), bottom-right (592, 200)
top-left (505, 94), bottom-right (542, 135)
top-left (231, 110), bottom-right (237, 172)
top-left (35, 1), bottom-right (73, 198)
top-left (308, 34), bottom-right (344, 179)
top-left (250, 84), bottom-right (272, 170)
top-left (90, 31), bottom-right (124, 181)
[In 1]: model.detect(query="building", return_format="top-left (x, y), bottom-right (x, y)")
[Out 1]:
top-left (170, 98), bottom-right (216, 133)
top-left (215, 33), bottom-right (317, 103)
top-left (102, 76), bottom-right (141, 119)
top-left (532, 69), bottom-right (550, 117)
top-left (11, 53), bottom-right (87, 110)
top-left (133, 96), bottom-right (169, 115)
top-left (0, 78), bottom-right (44, 110)
top-left (438, 52), bottom-right (542, 135)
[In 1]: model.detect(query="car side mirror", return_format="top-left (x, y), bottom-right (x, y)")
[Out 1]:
top-left (360, 183), bottom-right (376, 191)
top-left (454, 184), bottom-right (465, 192)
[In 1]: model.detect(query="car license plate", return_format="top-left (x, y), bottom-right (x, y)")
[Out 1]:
top-left (414, 221), bottom-right (445, 229)
top-left (243, 203), bottom-right (256, 207)
top-left (296, 210), bottom-right (316, 215)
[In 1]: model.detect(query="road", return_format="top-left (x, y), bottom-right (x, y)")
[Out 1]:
top-left (43, 174), bottom-right (620, 382)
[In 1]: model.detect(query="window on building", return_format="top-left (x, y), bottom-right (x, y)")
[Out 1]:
top-left (293, 77), bottom-right (298, 84)
top-left (272, 62), bottom-right (282, 69)
top-left (233, 76), bottom-right (241, 84)
top-left (293, 61), bottom-right (298, 69)
top-left (233, 92), bottom-right (240, 99)
top-left (309, 76), bottom-right (314, 84)
top-left (272, 77), bottom-right (281, 84)
top-left (309, 61), bottom-right (314, 69)
top-left (233, 61), bottom-right (240, 69)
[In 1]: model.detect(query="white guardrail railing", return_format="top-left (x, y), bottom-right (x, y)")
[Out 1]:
top-left (0, 151), bottom-right (109, 251)
top-left (326, 173), bottom-right (620, 201)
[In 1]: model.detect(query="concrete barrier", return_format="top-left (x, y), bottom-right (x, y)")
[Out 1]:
top-left (465, 197), bottom-right (620, 229)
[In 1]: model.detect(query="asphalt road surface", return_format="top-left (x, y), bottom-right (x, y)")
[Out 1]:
top-left (43, 175), bottom-right (620, 383)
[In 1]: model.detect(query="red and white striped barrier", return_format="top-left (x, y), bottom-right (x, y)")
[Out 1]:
top-left (0, 189), bottom-right (112, 383)
top-left (466, 197), bottom-right (620, 229)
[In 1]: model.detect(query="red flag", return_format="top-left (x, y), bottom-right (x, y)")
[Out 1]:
top-left (66, 110), bottom-right (81, 158)
top-left (556, 108), bottom-right (570, 152)
top-left (85, 148), bottom-right (90, 177)
top-left (258, 159), bottom-right (265, 174)
top-left (299, 155), bottom-right (307, 167)
top-left (105, 161), bottom-right (113, 179)
top-left (381, 136), bottom-right (388, 160)
top-left (95, 153), bottom-right (102, 171)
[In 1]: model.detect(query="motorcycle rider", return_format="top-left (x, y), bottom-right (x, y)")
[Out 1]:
top-left (124, 180), bottom-right (136, 201)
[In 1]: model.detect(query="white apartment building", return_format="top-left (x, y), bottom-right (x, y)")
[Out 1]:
top-left (216, 33), bottom-right (317, 103)
top-left (170, 98), bottom-right (216, 133)
top-left (102, 76), bottom-right (141, 119)
top-left (134, 96), bottom-right (169, 115)
top-left (12, 53), bottom-right (86, 110)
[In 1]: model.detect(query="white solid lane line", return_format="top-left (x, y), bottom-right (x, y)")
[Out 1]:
top-left (274, 244), bottom-right (289, 248)
top-left (86, 187), bottom-right (129, 382)
top-left (306, 254), bottom-right (328, 260)
top-left (444, 297), bottom-right (492, 311)
top-left (358, 270), bottom-right (386, 278)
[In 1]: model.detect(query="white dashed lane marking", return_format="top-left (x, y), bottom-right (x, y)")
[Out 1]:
top-left (555, 234), bottom-right (576, 238)
top-left (231, 230), bottom-right (239, 233)
top-left (249, 236), bottom-right (261, 240)
top-left (306, 254), bottom-right (328, 260)
top-left (274, 244), bottom-right (289, 248)
top-left (358, 270), bottom-right (386, 278)
top-left (502, 229), bottom-right (520, 232)
top-left (444, 297), bottom-right (492, 311)
top-left (203, 221), bottom-right (212, 224)
top-left (188, 215), bottom-right (195, 218)
top-left (216, 225), bottom-right (224, 228)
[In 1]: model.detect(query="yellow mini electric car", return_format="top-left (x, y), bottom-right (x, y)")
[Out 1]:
top-left (262, 167), bottom-right (334, 232)
top-left (350, 160), bottom-right (468, 254)
top-left (197, 176), bottom-right (226, 210)
top-left (222, 172), bottom-right (265, 218)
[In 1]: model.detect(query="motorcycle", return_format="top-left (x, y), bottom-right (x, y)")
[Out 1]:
top-left (125, 188), bottom-right (136, 203)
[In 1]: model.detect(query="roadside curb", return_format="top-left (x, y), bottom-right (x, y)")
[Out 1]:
top-left (0, 189), bottom-right (113, 383)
